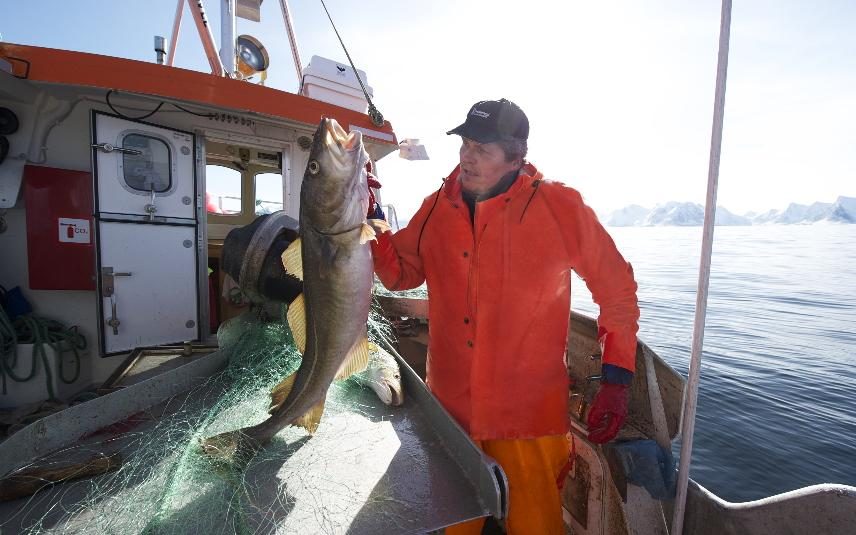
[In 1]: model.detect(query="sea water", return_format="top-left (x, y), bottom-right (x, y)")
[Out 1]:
top-left (572, 224), bottom-right (856, 502)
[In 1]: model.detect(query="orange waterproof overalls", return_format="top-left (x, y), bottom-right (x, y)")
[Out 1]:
top-left (372, 163), bottom-right (638, 534)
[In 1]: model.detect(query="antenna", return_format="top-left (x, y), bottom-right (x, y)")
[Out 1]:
top-left (154, 36), bottom-right (167, 65)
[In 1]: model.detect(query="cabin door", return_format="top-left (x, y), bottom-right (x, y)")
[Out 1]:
top-left (92, 113), bottom-right (200, 355)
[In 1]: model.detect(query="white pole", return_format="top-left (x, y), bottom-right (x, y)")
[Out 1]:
top-left (278, 0), bottom-right (304, 84)
top-left (166, 0), bottom-right (184, 66)
top-left (671, 1), bottom-right (732, 533)
top-left (220, 0), bottom-right (236, 75)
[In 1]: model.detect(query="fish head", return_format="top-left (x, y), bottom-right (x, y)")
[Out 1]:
top-left (359, 349), bottom-right (404, 406)
top-left (301, 118), bottom-right (370, 233)
top-left (366, 353), bottom-right (404, 407)
top-left (367, 363), bottom-right (404, 406)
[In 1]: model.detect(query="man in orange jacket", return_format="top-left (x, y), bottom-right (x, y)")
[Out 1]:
top-left (371, 98), bottom-right (639, 534)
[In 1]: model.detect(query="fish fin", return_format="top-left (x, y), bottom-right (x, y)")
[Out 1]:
top-left (287, 293), bottom-right (307, 353)
top-left (367, 219), bottom-right (391, 235)
top-left (359, 222), bottom-right (377, 244)
top-left (335, 334), bottom-right (370, 380)
top-left (294, 396), bottom-right (326, 434)
top-left (269, 371), bottom-right (297, 413)
top-left (281, 237), bottom-right (303, 280)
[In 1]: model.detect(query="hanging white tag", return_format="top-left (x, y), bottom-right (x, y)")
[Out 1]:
top-left (399, 138), bottom-right (429, 161)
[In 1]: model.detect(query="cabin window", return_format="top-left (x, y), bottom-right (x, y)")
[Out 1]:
top-left (122, 134), bottom-right (171, 193)
top-left (206, 164), bottom-right (242, 215)
top-left (255, 172), bottom-right (283, 215)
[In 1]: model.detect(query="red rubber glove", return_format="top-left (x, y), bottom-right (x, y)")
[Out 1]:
top-left (367, 164), bottom-right (384, 219)
top-left (586, 383), bottom-right (629, 444)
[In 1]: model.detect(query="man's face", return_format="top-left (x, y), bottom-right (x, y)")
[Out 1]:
top-left (458, 138), bottom-right (521, 195)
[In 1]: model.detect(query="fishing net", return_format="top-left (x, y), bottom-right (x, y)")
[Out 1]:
top-left (5, 301), bottom-right (406, 534)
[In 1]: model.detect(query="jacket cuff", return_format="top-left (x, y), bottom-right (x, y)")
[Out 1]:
top-left (371, 230), bottom-right (401, 289)
top-left (602, 363), bottom-right (634, 386)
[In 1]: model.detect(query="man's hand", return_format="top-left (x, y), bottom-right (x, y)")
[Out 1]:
top-left (586, 382), bottom-right (629, 444)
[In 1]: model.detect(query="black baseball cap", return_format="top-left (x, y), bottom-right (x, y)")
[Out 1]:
top-left (446, 98), bottom-right (529, 143)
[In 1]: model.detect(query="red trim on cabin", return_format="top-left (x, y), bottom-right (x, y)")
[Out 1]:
top-left (0, 43), bottom-right (397, 144)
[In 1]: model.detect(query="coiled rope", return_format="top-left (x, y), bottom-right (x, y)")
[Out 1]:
top-left (0, 305), bottom-right (85, 401)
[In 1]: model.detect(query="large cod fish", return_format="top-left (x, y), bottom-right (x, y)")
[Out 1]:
top-left (203, 118), bottom-right (377, 458)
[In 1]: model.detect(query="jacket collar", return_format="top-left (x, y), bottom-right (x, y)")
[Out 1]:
top-left (443, 162), bottom-right (542, 201)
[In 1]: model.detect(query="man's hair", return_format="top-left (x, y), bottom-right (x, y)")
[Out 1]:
top-left (497, 138), bottom-right (528, 163)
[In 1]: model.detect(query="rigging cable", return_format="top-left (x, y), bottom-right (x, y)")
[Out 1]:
top-left (106, 90), bottom-right (163, 120)
top-left (318, 0), bottom-right (385, 127)
top-left (105, 90), bottom-right (218, 120)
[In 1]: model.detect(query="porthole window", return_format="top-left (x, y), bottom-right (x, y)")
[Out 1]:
top-left (122, 134), bottom-right (171, 193)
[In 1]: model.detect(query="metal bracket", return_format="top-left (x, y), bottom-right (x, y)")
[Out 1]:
top-left (91, 142), bottom-right (142, 156)
top-left (102, 267), bottom-right (131, 336)
top-left (144, 187), bottom-right (158, 221)
top-left (101, 266), bottom-right (132, 298)
top-left (107, 295), bottom-right (121, 335)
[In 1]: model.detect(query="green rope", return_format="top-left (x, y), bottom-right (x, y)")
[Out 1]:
top-left (0, 306), bottom-right (85, 400)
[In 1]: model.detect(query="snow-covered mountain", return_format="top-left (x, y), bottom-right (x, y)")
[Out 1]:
top-left (830, 196), bottom-right (856, 223)
top-left (603, 196), bottom-right (856, 226)
top-left (749, 196), bottom-right (856, 224)
top-left (643, 202), bottom-right (704, 226)
top-left (604, 204), bottom-right (649, 226)
top-left (714, 206), bottom-right (752, 226)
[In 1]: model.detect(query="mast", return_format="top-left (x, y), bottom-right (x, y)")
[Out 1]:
top-left (188, 0), bottom-right (226, 76)
top-left (166, 0), bottom-right (184, 66)
top-left (278, 0), bottom-right (304, 83)
top-left (671, 0), bottom-right (733, 533)
top-left (220, 0), bottom-right (237, 75)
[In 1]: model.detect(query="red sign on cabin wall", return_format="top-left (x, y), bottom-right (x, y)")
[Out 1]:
top-left (23, 165), bottom-right (96, 291)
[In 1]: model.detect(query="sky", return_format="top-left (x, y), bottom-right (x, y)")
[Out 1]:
top-left (3, 0), bottom-right (855, 219)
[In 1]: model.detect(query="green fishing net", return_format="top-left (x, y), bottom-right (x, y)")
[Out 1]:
top-left (8, 302), bottom-right (405, 534)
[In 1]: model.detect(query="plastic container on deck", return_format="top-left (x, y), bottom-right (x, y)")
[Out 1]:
top-left (300, 55), bottom-right (373, 113)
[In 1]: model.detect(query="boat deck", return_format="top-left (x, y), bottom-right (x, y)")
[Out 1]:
top-left (0, 349), bottom-right (503, 534)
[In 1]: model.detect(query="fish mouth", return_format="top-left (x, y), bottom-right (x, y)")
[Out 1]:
top-left (389, 385), bottom-right (404, 406)
top-left (368, 379), bottom-right (404, 406)
top-left (321, 117), bottom-right (363, 153)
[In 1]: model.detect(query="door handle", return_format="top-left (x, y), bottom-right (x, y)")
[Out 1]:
top-left (101, 267), bottom-right (132, 298)
top-left (91, 142), bottom-right (142, 156)
top-left (102, 268), bottom-right (131, 336)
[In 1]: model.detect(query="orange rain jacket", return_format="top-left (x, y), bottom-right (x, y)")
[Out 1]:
top-left (372, 163), bottom-right (639, 440)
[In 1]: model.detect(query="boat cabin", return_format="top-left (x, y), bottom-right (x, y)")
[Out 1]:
top-left (0, 42), bottom-right (397, 407)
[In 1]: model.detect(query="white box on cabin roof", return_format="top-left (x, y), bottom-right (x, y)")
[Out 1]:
top-left (300, 55), bottom-right (374, 114)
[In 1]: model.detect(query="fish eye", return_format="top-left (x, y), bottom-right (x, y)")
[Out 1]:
top-left (308, 160), bottom-right (320, 175)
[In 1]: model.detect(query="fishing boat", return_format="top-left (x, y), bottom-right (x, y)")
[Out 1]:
top-left (0, 1), bottom-right (854, 533)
